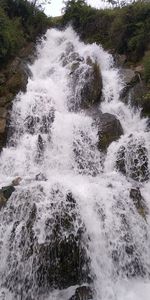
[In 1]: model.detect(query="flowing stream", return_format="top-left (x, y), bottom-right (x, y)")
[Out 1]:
top-left (0, 27), bottom-right (149, 300)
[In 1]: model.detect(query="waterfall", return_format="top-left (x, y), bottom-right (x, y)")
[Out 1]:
top-left (0, 27), bottom-right (149, 300)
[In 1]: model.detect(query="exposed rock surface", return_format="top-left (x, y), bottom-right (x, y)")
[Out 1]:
top-left (5, 189), bottom-right (91, 298)
top-left (97, 113), bottom-right (123, 151)
top-left (86, 107), bottom-right (123, 151)
top-left (60, 42), bottom-right (102, 111)
top-left (116, 136), bottom-right (149, 182)
top-left (0, 177), bottom-right (22, 210)
top-left (0, 185), bottom-right (15, 210)
top-left (130, 188), bottom-right (148, 220)
top-left (0, 43), bottom-right (36, 151)
top-left (69, 286), bottom-right (93, 300)
top-left (70, 58), bottom-right (102, 111)
top-left (119, 64), bottom-right (150, 118)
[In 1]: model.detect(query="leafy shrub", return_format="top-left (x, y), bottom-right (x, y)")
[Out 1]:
top-left (62, 0), bottom-right (150, 62)
top-left (0, 7), bottom-right (24, 63)
top-left (0, 0), bottom-right (49, 66)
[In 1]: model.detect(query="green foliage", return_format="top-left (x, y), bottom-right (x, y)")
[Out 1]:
top-left (62, 0), bottom-right (150, 62)
top-left (0, 0), bottom-right (49, 66)
top-left (0, 7), bottom-right (24, 62)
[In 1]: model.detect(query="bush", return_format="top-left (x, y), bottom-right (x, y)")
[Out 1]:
top-left (62, 0), bottom-right (150, 62)
top-left (0, 7), bottom-right (24, 63)
top-left (0, 0), bottom-right (50, 66)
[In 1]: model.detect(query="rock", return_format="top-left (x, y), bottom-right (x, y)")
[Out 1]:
top-left (0, 193), bottom-right (8, 210)
top-left (140, 92), bottom-right (150, 117)
top-left (119, 66), bottom-right (150, 118)
top-left (12, 177), bottom-right (22, 186)
top-left (25, 109), bottom-right (55, 135)
top-left (0, 94), bottom-right (13, 107)
top-left (120, 68), bottom-right (139, 99)
top-left (33, 192), bottom-right (90, 290)
top-left (6, 189), bottom-right (90, 298)
top-left (130, 188), bottom-right (148, 219)
top-left (80, 62), bottom-right (102, 109)
top-left (0, 108), bottom-right (9, 151)
top-left (135, 65), bottom-right (144, 74)
top-left (98, 113), bottom-right (123, 151)
top-left (85, 107), bottom-right (123, 151)
top-left (35, 173), bottom-right (47, 181)
top-left (1, 186), bottom-right (15, 200)
top-left (60, 46), bottom-right (102, 112)
top-left (0, 42), bottom-right (36, 151)
top-left (0, 185), bottom-right (15, 210)
top-left (7, 69), bottom-right (28, 94)
top-left (69, 286), bottom-right (93, 300)
top-left (69, 59), bottom-right (102, 111)
top-left (116, 136), bottom-right (149, 182)
top-left (0, 73), bottom-right (6, 85)
top-left (114, 54), bottom-right (127, 67)
top-left (122, 69), bottom-right (138, 86)
top-left (0, 118), bottom-right (6, 135)
top-left (19, 42), bottom-right (36, 65)
top-left (111, 209), bottom-right (146, 277)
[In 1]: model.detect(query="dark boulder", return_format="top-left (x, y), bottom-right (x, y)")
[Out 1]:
top-left (130, 188), bottom-right (148, 220)
top-left (85, 107), bottom-right (123, 151)
top-left (69, 286), bottom-right (93, 300)
top-left (60, 45), bottom-right (102, 112)
top-left (5, 188), bottom-right (91, 299)
top-left (25, 109), bottom-right (55, 135)
top-left (97, 113), bottom-right (123, 151)
top-left (69, 58), bottom-right (102, 111)
top-left (0, 185), bottom-right (15, 210)
top-left (116, 136), bottom-right (149, 182)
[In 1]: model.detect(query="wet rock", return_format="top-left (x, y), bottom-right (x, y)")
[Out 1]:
top-left (12, 177), bottom-right (22, 186)
top-left (130, 188), bottom-right (148, 219)
top-left (0, 185), bottom-right (15, 209)
top-left (85, 107), bottom-right (123, 151)
top-left (69, 286), bottom-right (93, 300)
top-left (81, 62), bottom-right (102, 109)
top-left (6, 189), bottom-right (90, 298)
top-left (25, 109), bottom-right (55, 135)
top-left (41, 109), bottom-right (55, 133)
top-left (0, 193), bottom-right (8, 210)
top-left (69, 59), bottom-right (102, 111)
top-left (111, 210), bottom-right (146, 277)
top-left (36, 134), bottom-right (45, 162)
top-left (116, 136), bottom-right (149, 182)
top-left (120, 68), bottom-right (139, 99)
top-left (33, 192), bottom-right (90, 290)
top-left (97, 113), bottom-right (123, 151)
top-left (35, 173), bottom-right (47, 181)
top-left (25, 115), bottom-right (40, 134)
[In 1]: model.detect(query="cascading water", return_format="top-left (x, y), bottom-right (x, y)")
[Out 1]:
top-left (0, 27), bottom-right (149, 300)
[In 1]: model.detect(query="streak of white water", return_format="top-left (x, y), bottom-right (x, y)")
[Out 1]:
top-left (0, 27), bottom-right (149, 300)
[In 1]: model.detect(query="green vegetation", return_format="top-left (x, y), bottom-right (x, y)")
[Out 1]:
top-left (0, 0), bottom-right (50, 66)
top-left (62, 0), bottom-right (150, 62)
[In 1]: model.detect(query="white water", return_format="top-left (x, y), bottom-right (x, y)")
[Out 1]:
top-left (0, 27), bottom-right (149, 300)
